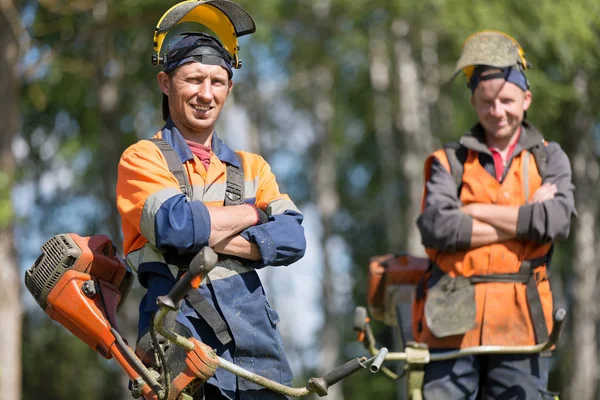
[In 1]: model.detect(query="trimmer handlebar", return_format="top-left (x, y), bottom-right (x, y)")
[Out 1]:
top-left (153, 249), bottom-right (384, 397)
top-left (354, 306), bottom-right (568, 366)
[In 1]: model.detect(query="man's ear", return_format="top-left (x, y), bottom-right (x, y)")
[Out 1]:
top-left (227, 79), bottom-right (234, 95)
top-left (157, 71), bottom-right (170, 96)
top-left (523, 90), bottom-right (532, 111)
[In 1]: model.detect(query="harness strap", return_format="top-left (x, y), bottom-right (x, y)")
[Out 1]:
top-left (224, 153), bottom-right (245, 206)
top-left (522, 151), bottom-right (530, 203)
top-left (443, 142), bottom-right (468, 195)
top-left (521, 260), bottom-right (550, 344)
top-left (467, 253), bottom-right (550, 344)
top-left (149, 138), bottom-right (193, 198)
top-left (186, 290), bottom-right (233, 345)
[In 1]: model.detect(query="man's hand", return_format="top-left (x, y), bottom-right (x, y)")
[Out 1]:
top-left (460, 203), bottom-right (476, 217)
top-left (530, 183), bottom-right (557, 203)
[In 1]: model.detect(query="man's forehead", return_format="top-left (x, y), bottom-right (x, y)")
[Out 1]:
top-left (473, 78), bottom-right (524, 98)
top-left (171, 60), bottom-right (231, 78)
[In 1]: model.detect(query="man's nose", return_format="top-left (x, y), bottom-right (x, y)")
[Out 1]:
top-left (489, 102), bottom-right (503, 118)
top-left (197, 80), bottom-right (213, 101)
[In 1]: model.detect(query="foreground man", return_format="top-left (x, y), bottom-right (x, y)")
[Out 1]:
top-left (116, 4), bottom-right (306, 398)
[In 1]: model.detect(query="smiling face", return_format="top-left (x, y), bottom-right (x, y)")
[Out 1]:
top-left (158, 61), bottom-right (233, 141)
top-left (471, 74), bottom-right (532, 149)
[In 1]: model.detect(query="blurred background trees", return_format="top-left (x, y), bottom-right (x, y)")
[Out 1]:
top-left (2, 0), bottom-right (599, 399)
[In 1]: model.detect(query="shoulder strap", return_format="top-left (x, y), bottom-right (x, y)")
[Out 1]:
top-left (443, 142), bottom-right (468, 194)
top-left (149, 138), bottom-right (193, 198)
top-left (224, 153), bottom-right (245, 206)
top-left (530, 143), bottom-right (548, 182)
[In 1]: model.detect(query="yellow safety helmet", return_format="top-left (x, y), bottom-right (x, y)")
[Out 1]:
top-left (452, 30), bottom-right (530, 82)
top-left (152, 0), bottom-right (256, 70)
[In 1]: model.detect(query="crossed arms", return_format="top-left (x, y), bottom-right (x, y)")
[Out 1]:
top-left (117, 143), bottom-right (306, 268)
top-left (417, 142), bottom-right (576, 251)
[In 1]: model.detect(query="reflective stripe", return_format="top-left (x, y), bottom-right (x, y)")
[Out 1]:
top-left (267, 198), bottom-right (301, 215)
top-left (245, 177), bottom-right (259, 200)
top-left (191, 177), bottom-right (260, 203)
top-left (207, 258), bottom-right (254, 282)
top-left (127, 243), bottom-right (253, 282)
top-left (141, 187), bottom-right (181, 245)
top-left (126, 243), bottom-right (179, 279)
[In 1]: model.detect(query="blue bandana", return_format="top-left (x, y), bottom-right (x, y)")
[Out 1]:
top-left (164, 32), bottom-right (233, 78)
top-left (469, 65), bottom-right (529, 92)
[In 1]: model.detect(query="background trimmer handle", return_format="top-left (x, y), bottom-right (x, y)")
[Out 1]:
top-left (547, 307), bottom-right (567, 349)
top-left (306, 348), bottom-right (388, 397)
top-left (159, 247), bottom-right (219, 310)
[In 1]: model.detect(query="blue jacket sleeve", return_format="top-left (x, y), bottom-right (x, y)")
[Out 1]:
top-left (153, 195), bottom-right (212, 254)
top-left (240, 210), bottom-right (306, 268)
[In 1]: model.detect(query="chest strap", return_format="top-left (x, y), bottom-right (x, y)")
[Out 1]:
top-left (149, 138), bottom-right (193, 198)
top-left (224, 153), bottom-right (245, 206)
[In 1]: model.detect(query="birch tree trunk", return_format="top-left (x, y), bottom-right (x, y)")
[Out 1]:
top-left (92, 3), bottom-right (130, 398)
top-left (312, 63), bottom-right (343, 400)
top-left (391, 22), bottom-right (440, 400)
top-left (0, 2), bottom-right (22, 399)
top-left (93, 1), bottom-right (124, 251)
top-left (369, 24), bottom-right (403, 251)
top-left (566, 71), bottom-right (598, 400)
top-left (393, 21), bottom-right (436, 257)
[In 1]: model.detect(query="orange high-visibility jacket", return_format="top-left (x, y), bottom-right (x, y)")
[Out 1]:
top-left (416, 122), bottom-right (575, 349)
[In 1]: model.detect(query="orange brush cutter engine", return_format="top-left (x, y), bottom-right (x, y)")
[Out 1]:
top-left (24, 233), bottom-right (218, 400)
top-left (367, 254), bottom-right (429, 341)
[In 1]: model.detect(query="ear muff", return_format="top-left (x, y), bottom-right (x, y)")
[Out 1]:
top-left (152, 0), bottom-right (256, 69)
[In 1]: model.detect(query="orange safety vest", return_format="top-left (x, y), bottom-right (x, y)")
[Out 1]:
top-left (414, 146), bottom-right (553, 349)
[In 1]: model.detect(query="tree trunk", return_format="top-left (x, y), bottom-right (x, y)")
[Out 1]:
top-left (566, 71), bottom-right (598, 400)
top-left (92, 3), bottom-right (131, 398)
top-left (312, 64), bottom-right (343, 400)
top-left (0, 2), bottom-right (22, 400)
top-left (368, 24), bottom-right (403, 251)
top-left (393, 20), bottom-right (436, 257)
top-left (392, 22), bottom-right (439, 400)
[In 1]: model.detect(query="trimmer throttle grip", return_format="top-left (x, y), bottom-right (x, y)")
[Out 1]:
top-left (307, 357), bottom-right (366, 397)
top-left (159, 247), bottom-right (218, 310)
top-left (548, 308), bottom-right (566, 346)
top-left (353, 306), bottom-right (368, 332)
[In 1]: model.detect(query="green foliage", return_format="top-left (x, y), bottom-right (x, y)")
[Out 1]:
top-left (22, 312), bottom-right (123, 400)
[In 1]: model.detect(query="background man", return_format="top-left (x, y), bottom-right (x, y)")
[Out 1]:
top-left (416, 31), bottom-right (576, 399)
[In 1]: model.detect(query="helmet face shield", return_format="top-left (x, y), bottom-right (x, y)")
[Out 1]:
top-left (451, 31), bottom-right (530, 81)
top-left (152, 0), bottom-right (256, 69)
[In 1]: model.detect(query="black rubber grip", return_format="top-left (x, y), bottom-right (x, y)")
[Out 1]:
top-left (308, 358), bottom-right (365, 396)
top-left (166, 247), bottom-right (218, 305)
top-left (548, 308), bottom-right (567, 346)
